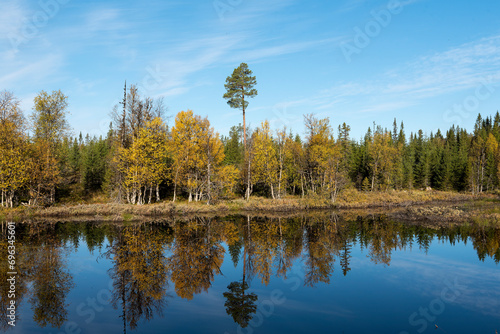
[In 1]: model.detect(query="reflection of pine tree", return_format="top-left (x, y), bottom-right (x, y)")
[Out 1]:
top-left (223, 281), bottom-right (258, 328)
top-left (416, 232), bottom-right (431, 254)
top-left (228, 240), bottom-right (242, 268)
top-left (339, 240), bottom-right (352, 276)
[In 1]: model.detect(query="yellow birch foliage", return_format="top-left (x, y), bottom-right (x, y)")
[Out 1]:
top-left (116, 117), bottom-right (169, 204)
top-left (370, 131), bottom-right (397, 190)
top-left (27, 139), bottom-right (60, 205)
top-left (135, 118), bottom-right (169, 192)
top-left (275, 128), bottom-right (288, 198)
top-left (485, 133), bottom-right (500, 181)
top-left (304, 115), bottom-right (334, 193)
top-left (0, 92), bottom-right (29, 207)
top-left (284, 135), bottom-right (305, 194)
top-left (170, 110), bottom-right (202, 200)
top-left (0, 122), bottom-right (29, 207)
top-left (251, 121), bottom-right (278, 198)
top-left (171, 110), bottom-right (234, 202)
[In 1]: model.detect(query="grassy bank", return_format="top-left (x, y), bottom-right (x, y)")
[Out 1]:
top-left (388, 197), bottom-right (500, 226)
top-left (0, 189), bottom-right (497, 222)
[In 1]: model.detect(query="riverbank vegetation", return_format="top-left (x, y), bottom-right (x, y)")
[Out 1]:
top-left (1, 191), bottom-right (498, 224)
top-left (1, 64), bottom-right (500, 209)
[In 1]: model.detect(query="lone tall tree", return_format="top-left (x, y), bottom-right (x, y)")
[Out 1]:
top-left (223, 63), bottom-right (257, 149)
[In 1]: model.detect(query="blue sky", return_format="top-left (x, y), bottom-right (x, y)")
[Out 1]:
top-left (1, 0), bottom-right (500, 140)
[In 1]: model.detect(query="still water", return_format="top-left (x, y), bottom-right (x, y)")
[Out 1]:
top-left (1, 213), bottom-right (499, 334)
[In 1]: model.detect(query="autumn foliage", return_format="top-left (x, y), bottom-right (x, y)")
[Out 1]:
top-left (1, 85), bottom-right (500, 208)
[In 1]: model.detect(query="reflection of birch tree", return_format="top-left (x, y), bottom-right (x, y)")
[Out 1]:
top-left (29, 240), bottom-right (74, 328)
top-left (303, 220), bottom-right (336, 287)
top-left (106, 225), bottom-right (170, 331)
top-left (168, 218), bottom-right (224, 300)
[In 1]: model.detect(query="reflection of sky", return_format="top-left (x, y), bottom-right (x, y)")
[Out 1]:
top-left (10, 235), bottom-right (500, 334)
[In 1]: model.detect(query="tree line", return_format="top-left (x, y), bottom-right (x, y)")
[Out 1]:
top-left (1, 69), bottom-right (500, 207)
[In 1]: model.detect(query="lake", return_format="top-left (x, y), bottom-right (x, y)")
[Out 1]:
top-left (1, 213), bottom-right (499, 333)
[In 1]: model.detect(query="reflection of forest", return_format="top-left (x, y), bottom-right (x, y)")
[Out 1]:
top-left (0, 223), bottom-right (73, 331)
top-left (0, 215), bottom-right (499, 331)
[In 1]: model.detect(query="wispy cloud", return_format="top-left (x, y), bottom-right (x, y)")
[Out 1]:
top-left (0, 53), bottom-right (63, 90)
top-left (336, 0), bottom-right (367, 13)
top-left (383, 35), bottom-right (500, 97)
top-left (296, 34), bottom-right (500, 115)
top-left (230, 38), bottom-right (342, 64)
top-left (390, 253), bottom-right (500, 318)
top-left (150, 34), bottom-right (245, 97)
top-left (151, 34), bottom-right (338, 98)
top-left (218, 0), bottom-right (296, 27)
top-left (0, 0), bottom-right (28, 57)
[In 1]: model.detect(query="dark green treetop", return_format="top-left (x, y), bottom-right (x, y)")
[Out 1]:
top-left (223, 63), bottom-right (257, 148)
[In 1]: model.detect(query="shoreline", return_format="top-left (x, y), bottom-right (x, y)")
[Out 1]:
top-left (1, 190), bottom-right (498, 223)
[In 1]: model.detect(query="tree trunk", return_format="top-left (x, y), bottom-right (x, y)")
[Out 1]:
top-left (278, 165), bottom-right (282, 199)
top-left (480, 163), bottom-right (484, 193)
top-left (246, 154), bottom-right (251, 201)
top-left (371, 169), bottom-right (376, 191)
top-left (301, 174), bottom-right (305, 198)
top-left (156, 184), bottom-right (160, 202)
top-left (173, 168), bottom-right (179, 202)
top-left (207, 162), bottom-right (212, 205)
top-left (242, 94), bottom-right (246, 149)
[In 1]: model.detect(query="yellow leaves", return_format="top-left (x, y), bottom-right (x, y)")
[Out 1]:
top-left (485, 133), bottom-right (500, 184)
top-left (370, 131), bottom-right (398, 189)
top-left (251, 121), bottom-right (278, 193)
top-left (223, 221), bottom-right (241, 246)
top-left (0, 96), bottom-right (30, 206)
top-left (216, 165), bottom-right (239, 197)
top-left (486, 133), bottom-right (499, 154)
top-left (115, 117), bottom-right (169, 203)
top-left (171, 110), bottom-right (229, 201)
top-left (26, 139), bottom-right (60, 204)
top-left (168, 222), bottom-right (224, 299)
top-left (31, 90), bottom-right (69, 144)
top-left (0, 125), bottom-right (30, 192)
top-left (171, 110), bottom-right (206, 194)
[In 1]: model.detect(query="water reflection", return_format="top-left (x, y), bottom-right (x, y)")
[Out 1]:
top-left (223, 281), bottom-right (258, 328)
top-left (0, 214), bottom-right (499, 332)
top-left (104, 224), bottom-right (170, 332)
top-left (169, 218), bottom-right (225, 300)
top-left (0, 223), bottom-right (73, 331)
top-left (29, 239), bottom-right (74, 328)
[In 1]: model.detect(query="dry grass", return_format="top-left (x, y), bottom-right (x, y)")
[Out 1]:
top-left (335, 188), bottom-right (481, 208)
top-left (0, 189), bottom-right (496, 222)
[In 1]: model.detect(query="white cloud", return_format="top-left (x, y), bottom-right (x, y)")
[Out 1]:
top-left (0, 0), bottom-right (28, 57)
top-left (149, 33), bottom-right (335, 98)
top-left (0, 53), bottom-right (63, 89)
top-left (302, 34), bottom-right (500, 115)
